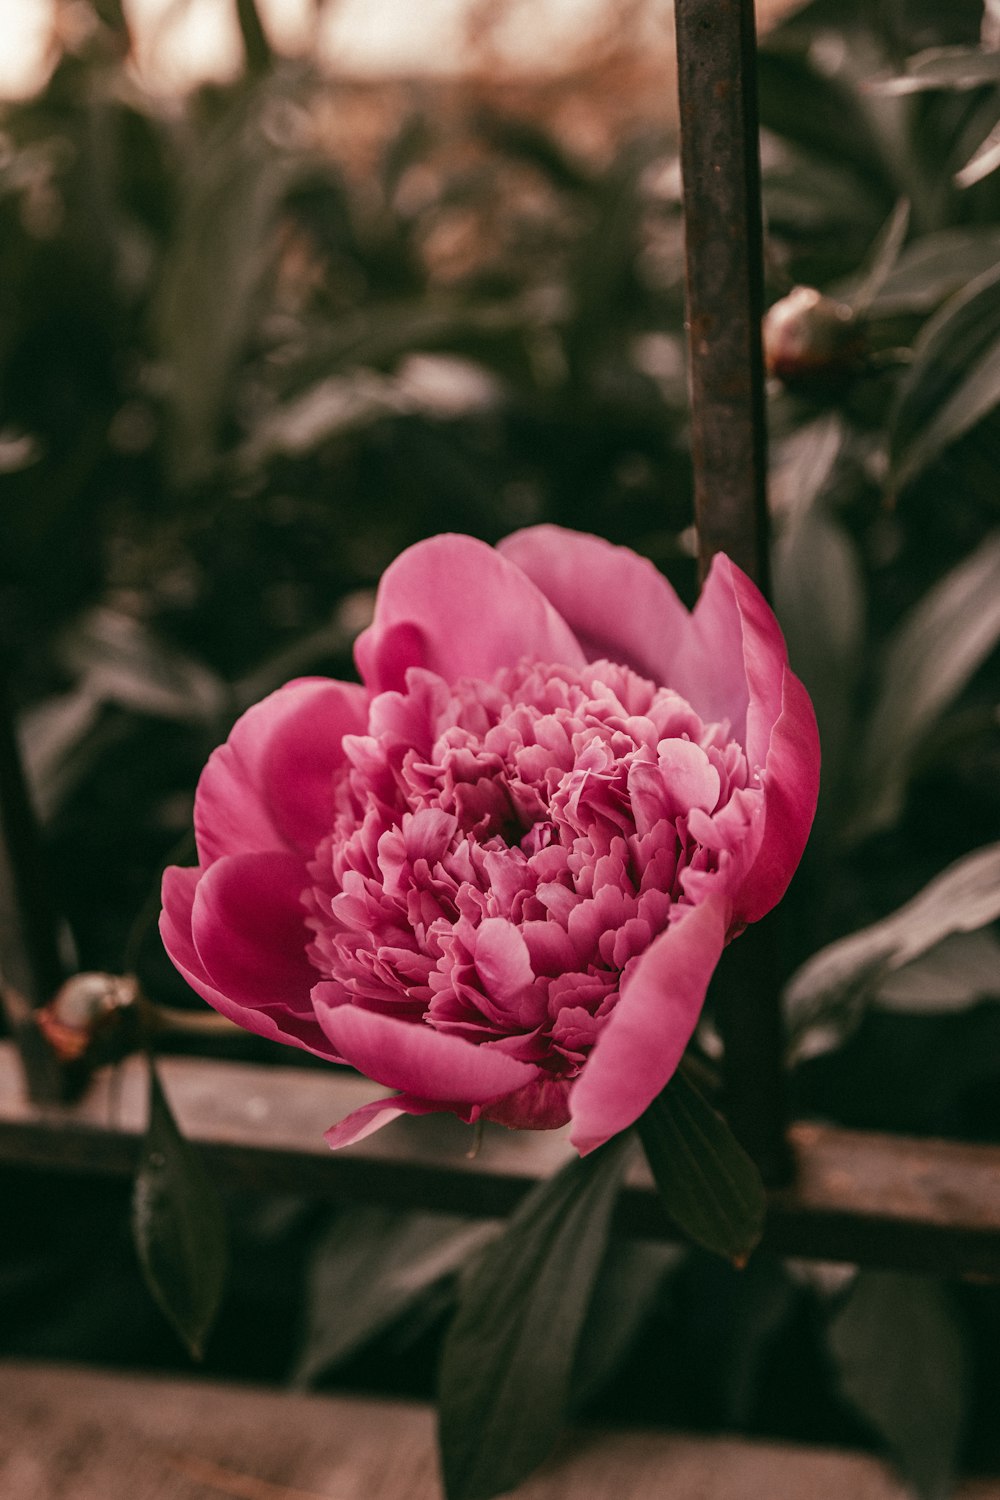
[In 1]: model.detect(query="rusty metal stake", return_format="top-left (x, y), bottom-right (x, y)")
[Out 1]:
top-left (675, 0), bottom-right (770, 591)
top-left (674, 0), bottom-right (790, 1182)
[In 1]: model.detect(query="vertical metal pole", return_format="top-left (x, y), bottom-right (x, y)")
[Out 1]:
top-left (675, 0), bottom-right (770, 592)
top-left (674, 0), bottom-right (790, 1181)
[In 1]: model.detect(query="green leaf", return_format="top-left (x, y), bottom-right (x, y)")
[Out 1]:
top-left (870, 46), bottom-right (1000, 96)
top-left (955, 115), bottom-right (1000, 188)
top-left (156, 76), bottom-right (316, 482)
top-left (294, 1207), bottom-right (496, 1386)
top-left (827, 1272), bottom-right (968, 1500)
top-left (890, 266), bottom-right (1000, 495)
top-left (785, 843), bottom-right (1000, 1063)
top-left (131, 1060), bottom-right (228, 1360)
top-left (437, 1134), bottom-right (631, 1500)
top-left (848, 535), bottom-right (1000, 838)
top-left (875, 928), bottom-right (1000, 1013)
top-left (637, 1065), bottom-right (766, 1263)
top-left (773, 501), bottom-right (864, 831)
top-left (571, 1237), bottom-right (684, 1408)
top-left (869, 228), bottom-right (1000, 316)
top-left (852, 198), bottom-right (910, 313)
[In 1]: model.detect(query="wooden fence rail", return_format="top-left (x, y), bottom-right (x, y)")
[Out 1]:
top-left (3, 1043), bottom-right (1000, 1280)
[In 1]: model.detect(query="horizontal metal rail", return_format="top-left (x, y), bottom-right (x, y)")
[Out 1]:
top-left (2, 1044), bottom-right (999, 1279)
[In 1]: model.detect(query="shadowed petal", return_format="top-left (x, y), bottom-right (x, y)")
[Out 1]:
top-left (160, 866), bottom-right (339, 1058)
top-left (324, 1092), bottom-right (454, 1149)
top-left (499, 530), bottom-right (796, 779)
top-left (671, 554), bottom-right (787, 763)
top-left (732, 664), bottom-right (820, 924)
top-left (312, 986), bottom-right (539, 1101)
top-left (497, 525), bottom-right (691, 680)
top-left (194, 678), bottom-right (369, 865)
top-left (354, 533), bottom-right (586, 695)
top-left (568, 894), bottom-right (729, 1155)
top-left (190, 850), bottom-right (317, 1014)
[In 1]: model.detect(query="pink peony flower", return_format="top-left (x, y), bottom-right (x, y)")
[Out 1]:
top-left (161, 527), bottom-right (819, 1155)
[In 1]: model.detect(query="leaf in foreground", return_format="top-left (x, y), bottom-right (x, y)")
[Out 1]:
top-left (294, 1206), bottom-right (496, 1386)
top-left (437, 1134), bottom-right (631, 1500)
top-left (848, 534), bottom-right (1000, 839)
top-left (828, 1272), bottom-right (968, 1500)
top-left (785, 842), bottom-right (1000, 1063)
top-left (637, 1063), bottom-right (765, 1263)
top-left (132, 1060), bottom-right (228, 1360)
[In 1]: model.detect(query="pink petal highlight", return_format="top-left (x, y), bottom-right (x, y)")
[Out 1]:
top-left (354, 533), bottom-right (587, 695)
top-left (324, 1091), bottom-right (449, 1148)
top-left (160, 866), bottom-right (338, 1058)
top-left (568, 895), bottom-right (729, 1155)
top-left (732, 664), bottom-right (821, 924)
top-left (191, 851), bottom-right (317, 1013)
top-left (312, 987), bottom-right (539, 1101)
top-left (194, 679), bottom-right (369, 866)
top-left (497, 525), bottom-right (691, 681)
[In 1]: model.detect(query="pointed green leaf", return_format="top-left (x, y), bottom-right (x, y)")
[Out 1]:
top-left (828, 1272), bottom-right (968, 1500)
top-left (132, 1061), bottom-right (228, 1360)
top-left (437, 1134), bottom-right (631, 1500)
top-left (956, 116), bottom-right (1000, 188)
top-left (637, 1065), bottom-right (765, 1263)
top-left (869, 228), bottom-right (1000, 317)
top-left (891, 266), bottom-right (1000, 495)
top-left (848, 535), bottom-right (1000, 838)
top-left (852, 198), bottom-right (910, 313)
top-left (294, 1207), bottom-right (496, 1386)
top-left (875, 928), bottom-right (1000, 1013)
top-left (871, 46), bottom-right (1000, 96)
top-left (785, 843), bottom-right (1000, 1063)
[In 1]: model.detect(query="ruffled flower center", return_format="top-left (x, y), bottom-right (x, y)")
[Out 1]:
top-left (305, 659), bottom-right (752, 1077)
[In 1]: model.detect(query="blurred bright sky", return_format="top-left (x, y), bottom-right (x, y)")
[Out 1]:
top-left (0, 0), bottom-right (655, 97)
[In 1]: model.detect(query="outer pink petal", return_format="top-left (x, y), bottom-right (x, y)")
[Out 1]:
top-left (672, 554), bottom-right (786, 765)
top-left (194, 678), bottom-right (369, 865)
top-left (732, 663), bottom-right (820, 924)
top-left (312, 985), bottom-right (539, 1101)
top-left (354, 533), bottom-right (587, 695)
top-left (498, 529), bottom-right (797, 779)
top-left (497, 525), bottom-right (692, 682)
top-left (160, 866), bottom-right (339, 1059)
top-left (324, 1092), bottom-right (454, 1149)
top-left (568, 894), bottom-right (729, 1155)
top-left (190, 850), bottom-right (317, 1014)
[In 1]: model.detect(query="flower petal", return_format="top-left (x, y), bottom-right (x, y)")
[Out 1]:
top-left (194, 678), bottom-right (369, 865)
top-left (568, 894), bottom-right (729, 1154)
top-left (498, 529), bottom-right (797, 778)
top-left (324, 1092), bottom-right (447, 1149)
top-left (732, 663), bottom-right (820, 924)
top-left (671, 553), bottom-right (787, 765)
top-left (312, 986), bottom-right (539, 1102)
top-left (190, 850), bottom-right (317, 1014)
top-left (497, 525), bottom-right (692, 680)
top-left (160, 865), bottom-right (338, 1058)
top-left (354, 533), bottom-right (586, 695)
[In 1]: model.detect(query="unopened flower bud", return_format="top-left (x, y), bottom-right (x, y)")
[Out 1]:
top-left (36, 972), bottom-right (139, 1066)
top-left (763, 286), bottom-right (865, 389)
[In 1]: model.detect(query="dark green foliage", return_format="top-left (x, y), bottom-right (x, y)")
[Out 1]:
top-left (2, 1), bottom-right (1000, 1493)
top-left (437, 1135), bottom-right (631, 1500)
top-left (828, 1273), bottom-right (969, 1500)
top-left (638, 1065), bottom-right (766, 1263)
top-left (131, 1061), bottom-right (227, 1359)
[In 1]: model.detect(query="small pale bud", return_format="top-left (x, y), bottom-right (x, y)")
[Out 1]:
top-left (763, 286), bottom-right (865, 389)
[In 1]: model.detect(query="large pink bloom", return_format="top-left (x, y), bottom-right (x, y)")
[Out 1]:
top-left (161, 527), bottom-right (819, 1155)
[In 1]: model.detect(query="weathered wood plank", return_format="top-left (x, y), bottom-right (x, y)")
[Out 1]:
top-left (2, 1044), bottom-right (1000, 1276)
top-left (1, 1361), bottom-right (998, 1500)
